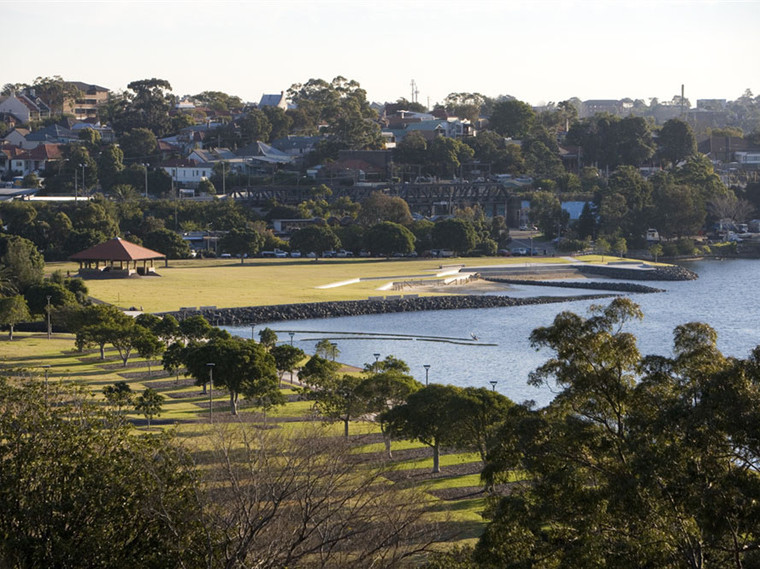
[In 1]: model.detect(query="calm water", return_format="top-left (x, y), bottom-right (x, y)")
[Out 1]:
top-left (225, 260), bottom-right (760, 407)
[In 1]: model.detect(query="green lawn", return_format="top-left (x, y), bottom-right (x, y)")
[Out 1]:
top-left (47, 254), bottom-right (630, 313)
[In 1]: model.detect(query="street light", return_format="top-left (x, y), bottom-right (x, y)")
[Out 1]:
top-left (423, 364), bottom-right (431, 386)
top-left (46, 295), bottom-right (52, 340)
top-left (289, 332), bottom-right (295, 346)
top-left (206, 363), bottom-right (215, 420)
top-left (489, 380), bottom-right (498, 392)
top-left (373, 352), bottom-right (381, 371)
top-left (141, 163), bottom-right (149, 198)
top-left (80, 163), bottom-right (87, 196)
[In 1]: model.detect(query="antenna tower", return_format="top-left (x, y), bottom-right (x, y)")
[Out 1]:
top-left (410, 79), bottom-right (419, 104)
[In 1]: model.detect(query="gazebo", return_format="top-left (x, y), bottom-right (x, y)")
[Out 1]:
top-left (70, 237), bottom-right (166, 278)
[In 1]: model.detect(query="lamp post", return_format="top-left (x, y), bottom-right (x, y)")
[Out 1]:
top-left (330, 342), bottom-right (337, 361)
top-left (42, 365), bottom-right (50, 393)
top-left (423, 364), bottom-right (430, 386)
top-left (251, 325), bottom-right (255, 340)
top-left (141, 163), bottom-right (149, 198)
top-left (73, 166), bottom-right (77, 200)
top-left (489, 380), bottom-right (498, 392)
top-left (80, 163), bottom-right (87, 196)
top-left (46, 295), bottom-right (51, 340)
top-left (206, 363), bottom-right (215, 420)
top-left (373, 352), bottom-right (380, 371)
top-left (289, 332), bottom-right (295, 346)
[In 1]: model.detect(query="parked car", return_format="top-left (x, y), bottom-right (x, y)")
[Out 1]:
top-left (358, 249), bottom-right (371, 257)
top-left (336, 249), bottom-right (354, 257)
top-left (289, 250), bottom-right (302, 258)
top-left (322, 250), bottom-right (337, 258)
top-left (512, 247), bottom-right (528, 256)
top-left (498, 249), bottom-right (512, 257)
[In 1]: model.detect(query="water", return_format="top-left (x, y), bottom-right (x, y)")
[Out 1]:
top-left (224, 259), bottom-right (760, 407)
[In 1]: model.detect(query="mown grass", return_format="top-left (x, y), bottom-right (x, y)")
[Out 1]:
top-left (0, 330), bottom-right (498, 539)
top-left (46, 254), bottom-right (628, 313)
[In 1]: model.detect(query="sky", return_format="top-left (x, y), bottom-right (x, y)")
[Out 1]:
top-left (6, 0), bottom-right (760, 108)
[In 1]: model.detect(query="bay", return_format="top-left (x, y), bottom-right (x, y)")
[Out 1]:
top-left (224, 259), bottom-right (760, 407)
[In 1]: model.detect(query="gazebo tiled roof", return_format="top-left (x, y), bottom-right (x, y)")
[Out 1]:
top-left (70, 237), bottom-right (165, 262)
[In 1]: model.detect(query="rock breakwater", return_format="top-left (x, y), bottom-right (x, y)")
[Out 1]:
top-left (162, 293), bottom-right (615, 326)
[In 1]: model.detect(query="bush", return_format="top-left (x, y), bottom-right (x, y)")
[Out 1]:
top-left (676, 238), bottom-right (697, 256)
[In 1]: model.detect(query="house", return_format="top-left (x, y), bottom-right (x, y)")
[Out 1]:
top-left (580, 100), bottom-right (631, 118)
top-left (269, 135), bottom-right (321, 161)
top-left (7, 144), bottom-right (64, 176)
top-left (258, 91), bottom-right (289, 110)
top-left (70, 120), bottom-right (116, 143)
top-left (2, 128), bottom-right (30, 148)
top-left (187, 147), bottom-right (237, 164)
top-left (62, 82), bottom-right (110, 120)
top-left (24, 124), bottom-right (79, 148)
top-left (162, 159), bottom-right (214, 187)
top-left (0, 92), bottom-right (51, 124)
top-left (236, 141), bottom-right (294, 164)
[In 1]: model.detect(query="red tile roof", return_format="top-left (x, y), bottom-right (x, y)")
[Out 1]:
top-left (69, 237), bottom-right (165, 261)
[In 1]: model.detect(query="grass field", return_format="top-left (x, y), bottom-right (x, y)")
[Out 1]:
top-left (0, 330), bottom-right (505, 546)
top-left (48, 254), bottom-right (627, 313)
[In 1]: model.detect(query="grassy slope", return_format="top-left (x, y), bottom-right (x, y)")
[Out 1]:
top-left (0, 331), bottom-right (491, 544)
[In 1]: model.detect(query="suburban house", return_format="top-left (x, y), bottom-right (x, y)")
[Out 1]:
top-left (4, 143), bottom-right (63, 176)
top-left (161, 159), bottom-right (214, 187)
top-left (258, 91), bottom-right (289, 110)
top-left (269, 135), bottom-right (321, 161)
top-left (23, 124), bottom-right (79, 148)
top-left (0, 92), bottom-right (51, 124)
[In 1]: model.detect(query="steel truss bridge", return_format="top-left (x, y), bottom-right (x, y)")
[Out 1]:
top-left (229, 182), bottom-right (512, 218)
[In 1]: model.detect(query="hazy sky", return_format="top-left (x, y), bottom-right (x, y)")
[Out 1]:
top-left (6, 0), bottom-right (759, 107)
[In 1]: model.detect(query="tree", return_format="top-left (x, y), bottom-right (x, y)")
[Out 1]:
top-left (426, 137), bottom-right (474, 179)
top-left (489, 99), bottom-right (536, 138)
top-left (315, 338), bottom-right (340, 361)
top-left (0, 234), bottom-right (44, 292)
top-left (178, 314), bottom-right (213, 342)
top-left (658, 118), bottom-right (697, 166)
top-left (431, 218), bottom-right (477, 254)
top-left (270, 344), bottom-right (305, 387)
top-left (529, 191), bottom-right (568, 237)
top-left (358, 191), bottom-right (413, 226)
top-left (134, 387), bottom-right (164, 429)
top-left (30, 75), bottom-right (82, 114)
top-left (118, 127), bottom-right (158, 161)
top-left (219, 227), bottom-right (263, 263)
top-left (298, 354), bottom-right (341, 386)
top-left (202, 424), bottom-right (446, 569)
top-left (358, 369), bottom-right (422, 457)
top-left (649, 243), bottom-right (663, 262)
top-left (0, 295), bottom-right (30, 340)
top-left (288, 225), bottom-right (340, 258)
top-left (102, 381), bottom-right (134, 413)
top-left (133, 329), bottom-right (165, 376)
top-left (0, 381), bottom-right (207, 568)
top-left (111, 78), bottom-right (175, 137)
top-left (382, 384), bottom-right (464, 473)
top-left (142, 228), bottom-right (192, 259)
top-left (109, 321), bottom-right (150, 367)
top-left (364, 221), bottom-right (416, 257)
top-left (257, 327), bottom-right (277, 349)
top-left (477, 299), bottom-right (760, 568)
top-left (97, 144), bottom-right (126, 192)
top-left (308, 373), bottom-right (368, 437)
top-left (183, 336), bottom-right (282, 415)
top-left (451, 387), bottom-right (513, 462)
